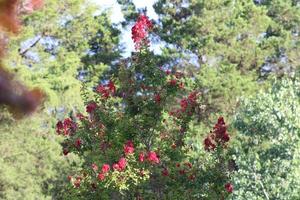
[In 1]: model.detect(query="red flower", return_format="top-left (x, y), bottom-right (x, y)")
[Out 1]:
top-left (204, 137), bottom-right (216, 151)
top-left (102, 164), bottom-right (110, 173)
top-left (184, 162), bottom-right (192, 169)
top-left (74, 179), bottom-right (81, 188)
top-left (86, 102), bottom-right (97, 113)
top-left (112, 163), bottom-right (121, 171)
top-left (204, 117), bottom-right (230, 151)
top-left (139, 152), bottom-right (145, 162)
top-left (225, 183), bottom-right (233, 193)
top-left (96, 81), bottom-right (116, 98)
top-left (76, 113), bottom-right (85, 120)
top-left (67, 175), bottom-right (72, 181)
top-left (162, 168), bottom-right (169, 176)
top-left (124, 140), bottom-right (134, 155)
top-left (96, 85), bottom-right (110, 98)
top-left (107, 80), bottom-right (116, 93)
top-left (169, 79), bottom-right (177, 86)
top-left (176, 163), bottom-right (180, 168)
top-left (131, 14), bottom-right (153, 50)
top-left (180, 98), bottom-right (188, 111)
top-left (56, 121), bottom-right (63, 134)
top-left (75, 138), bottom-right (82, 148)
top-left (154, 94), bottom-right (161, 104)
top-left (147, 151), bottom-right (160, 164)
top-left (97, 173), bottom-right (105, 181)
top-left (62, 118), bottom-right (77, 136)
top-left (188, 91), bottom-right (197, 101)
top-left (188, 174), bottom-right (196, 181)
top-left (179, 169), bottom-right (185, 175)
top-left (91, 163), bottom-right (98, 172)
top-left (222, 132), bottom-right (230, 142)
top-left (118, 157), bottom-right (127, 170)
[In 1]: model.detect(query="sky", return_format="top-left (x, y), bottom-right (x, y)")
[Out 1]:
top-left (92, 0), bottom-right (159, 57)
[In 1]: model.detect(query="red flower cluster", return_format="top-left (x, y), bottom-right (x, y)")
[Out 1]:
top-left (138, 151), bottom-right (159, 164)
top-left (169, 91), bottom-right (199, 118)
top-left (154, 94), bottom-right (161, 104)
top-left (147, 151), bottom-right (160, 164)
top-left (86, 102), bottom-right (97, 113)
top-left (113, 157), bottom-right (127, 171)
top-left (139, 152), bottom-right (145, 162)
top-left (96, 163), bottom-right (111, 181)
top-left (102, 164), bottom-right (110, 173)
top-left (225, 183), bottom-right (233, 193)
top-left (96, 80), bottom-right (116, 99)
top-left (131, 14), bottom-right (153, 50)
top-left (56, 118), bottom-right (77, 136)
top-left (204, 117), bottom-right (230, 151)
top-left (124, 140), bottom-right (135, 155)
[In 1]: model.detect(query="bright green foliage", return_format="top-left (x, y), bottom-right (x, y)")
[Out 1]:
top-left (0, 112), bottom-right (81, 200)
top-left (5, 0), bottom-right (120, 109)
top-left (232, 78), bottom-right (300, 199)
top-left (0, 0), bottom-right (121, 199)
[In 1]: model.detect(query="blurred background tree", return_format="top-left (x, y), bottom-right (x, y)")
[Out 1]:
top-left (0, 0), bottom-right (122, 199)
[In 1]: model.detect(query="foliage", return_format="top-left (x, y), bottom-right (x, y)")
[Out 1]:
top-left (153, 0), bottom-right (299, 75)
top-left (0, 0), bottom-right (121, 199)
top-left (0, 112), bottom-right (82, 200)
top-left (232, 78), bottom-right (300, 199)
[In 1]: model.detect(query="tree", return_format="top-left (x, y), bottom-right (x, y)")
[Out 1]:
top-left (233, 78), bottom-right (300, 199)
top-left (153, 0), bottom-right (299, 75)
top-left (58, 14), bottom-right (235, 200)
top-left (0, 0), bottom-right (122, 199)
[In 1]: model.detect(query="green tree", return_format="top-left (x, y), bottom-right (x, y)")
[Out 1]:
top-left (153, 0), bottom-right (299, 74)
top-left (232, 78), bottom-right (300, 199)
top-left (0, 0), bottom-right (122, 199)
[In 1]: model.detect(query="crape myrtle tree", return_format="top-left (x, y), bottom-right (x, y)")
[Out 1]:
top-left (0, 0), bottom-right (121, 199)
top-left (58, 15), bottom-right (235, 199)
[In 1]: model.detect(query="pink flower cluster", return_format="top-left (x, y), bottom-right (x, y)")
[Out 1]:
top-left (131, 14), bottom-right (153, 50)
top-left (139, 151), bottom-right (160, 164)
top-left (124, 140), bottom-right (135, 155)
top-left (204, 117), bottom-right (230, 151)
